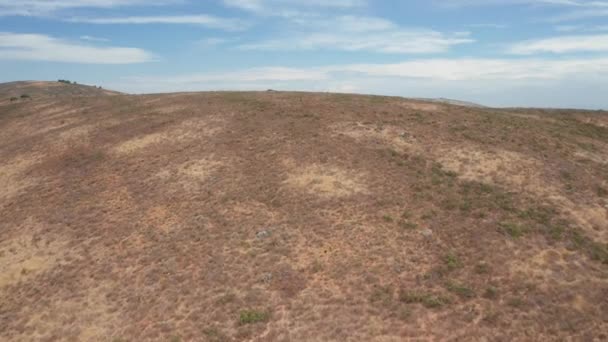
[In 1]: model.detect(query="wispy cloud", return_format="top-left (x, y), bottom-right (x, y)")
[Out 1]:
top-left (112, 57), bottom-right (608, 108)
top-left (508, 34), bottom-right (608, 54)
top-left (121, 57), bottom-right (608, 85)
top-left (221, 0), bottom-right (366, 18)
top-left (69, 15), bottom-right (248, 30)
top-left (546, 8), bottom-right (608, 21)
top-left (0, 0), bottom-right (178, 16)
top-left (80, 35), bottom-right (110, 42)
top-left (223, 0), bottom-right (367, 13)
top-left (0, 32), bottom-right (154, 64)
top-left (466, 23), bottom-right (508, 29)
top-left (555, 24), bottom-right (608, 32)
top-left (238, 15), bottom-right (473, 53)
top-left (436, 0), bottom-right (608, 8)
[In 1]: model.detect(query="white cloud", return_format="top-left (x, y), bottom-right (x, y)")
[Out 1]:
top-left (69, 15), bottom-right (248, 30)
top-left (508, 34), bottom-right (608, 54)
top-left (0, 32), bottom-right (154, 64)
top-left (0, 0), bottom-right (178, 16)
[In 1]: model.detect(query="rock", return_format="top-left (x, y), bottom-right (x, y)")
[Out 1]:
top-left (256, 230), bottom-right (271, 239)
top-left (421, 229), bottom-right (433, 238)
top-left (260, 272), bottom-right (273, 284)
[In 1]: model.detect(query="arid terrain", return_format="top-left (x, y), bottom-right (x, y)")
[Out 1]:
top-left (1, 81), bottom-right (607, 341)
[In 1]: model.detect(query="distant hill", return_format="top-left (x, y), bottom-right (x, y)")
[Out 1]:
top-left (415, 97), bottom-right (486, 108)
top-left (0, 81), bottom-right (122, 103)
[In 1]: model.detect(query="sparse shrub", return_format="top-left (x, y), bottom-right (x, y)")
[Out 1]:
top-left (547, 225), bottom-right (565, 241)
top-left (58, 79), bottom-right (72, 84)
top-left (370, 286), bottom-right (393, 305)
top-left (597, 186), bottom-right (608, 198)
top-left (383, 214), bottom-right (393, 222)
top-left (239, 309), bottom-right (269, 324)
top-left (474, 262), bottom-right (490, 274)
top-left (399, 290), bottom-right (448, 308)
top-left (310, 259), bottom-right (323, 273)
top-left (20, 94), bottom-right (30, 99)
top-left (484, 287), bottom-right (499, 300)
top-left (444, 253), bottom-right (461, 271)
top-left (446, 281), bottom-right (475, 299)
top-left (399, 221), bottom-right (418, 230)
top-left (507, 297), bottom-right (525, 308)
top-left (498, 222), bottom-right (526, 238)
top-left (10, 97), bottom-right (18, 102)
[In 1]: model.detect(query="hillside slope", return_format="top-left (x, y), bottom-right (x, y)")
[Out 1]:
top-left (1, 86), bottom-right (607, 341)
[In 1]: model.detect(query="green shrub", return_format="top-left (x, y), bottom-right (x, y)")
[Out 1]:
top-left (446, 282), bottom-right (475, 299)
top-left (239, 310), bottom-right (269, 324)
top-left (498, 222), bottom-right (526, 238)
top-left (399, 290), bottom-right (448, 308)
top-left (444, 253), bottom-right (461, 271)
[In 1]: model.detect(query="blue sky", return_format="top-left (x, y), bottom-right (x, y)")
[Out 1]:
top-left (1, 0), bottom-right (608, 108)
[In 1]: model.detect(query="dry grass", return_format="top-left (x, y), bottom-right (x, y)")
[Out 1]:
top-left (284, 163), bottom-right (367, 197)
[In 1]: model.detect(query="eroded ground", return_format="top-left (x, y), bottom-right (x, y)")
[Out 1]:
top-left (1, 89), bottom-right (607, 341)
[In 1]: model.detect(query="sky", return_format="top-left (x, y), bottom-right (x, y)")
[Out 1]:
top-left (1, 0), bottom-right (608, 108)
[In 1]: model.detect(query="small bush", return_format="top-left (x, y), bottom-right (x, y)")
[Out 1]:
top-left (20, 94), bottom-right (30, 99)
top-left (58, 79), bottom-right (72, 84)
top-left (444, 253), bottom-right (461, 271)
top-left (239, 309), bottom-right (269, 325)
top-left (498, 222), bottom-right (526, 238)
top-left (484, 287), bottom-right (499, 300)
top-left (399, 290), bottom-right (448, 308)
top-left (10, 97), bottom-right (18, 102)
top-left (446, 282), bottom-right (475, 299)
top-left (399, 220), bottom-right (418, 230)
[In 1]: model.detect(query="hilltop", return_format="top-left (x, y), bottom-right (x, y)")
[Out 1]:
top-left (1, 82), bottom-right (607, 341)
top-left (0, 81), bottom-right (121, 104)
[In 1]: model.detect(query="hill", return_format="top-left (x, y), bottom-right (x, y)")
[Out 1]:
top-left (0, 81), bottom-right (121, 104)
top-left (1, 83), bottom-right (607, 341)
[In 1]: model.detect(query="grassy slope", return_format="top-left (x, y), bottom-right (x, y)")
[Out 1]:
top-left (0, 88), bottom-right (607, 341)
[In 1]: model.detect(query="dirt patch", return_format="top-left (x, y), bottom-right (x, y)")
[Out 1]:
top-left (574, 149), bottom-right (607, 165)
top-left (155, 157), bottom-right (223, 193)
top-left (397, 101), bottom-right (442, 112)
top-left (0, 224), bottom-right (68, 288)
top-left (13, 281), bottom-right (121, 342)
top-left (0, 154), bottom-right (42, 203)
top-left (284, 163), bottom-right (367, 198)
top-left (334, 122), bottom-right (421, 154)
top-left (436, 145), bottom-right (545, 192)
top-left (113, 132), bottom-right (166, 154)
top-left (557, 201), bottom-right (608, 243)
top-left (112, 119), bottom-right (223, 155)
